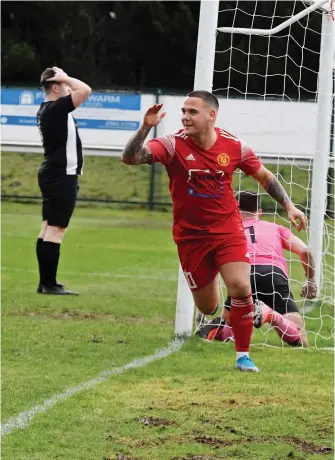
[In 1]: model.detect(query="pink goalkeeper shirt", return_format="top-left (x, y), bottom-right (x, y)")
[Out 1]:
top-left (242, 218), bottom-right (293, 277)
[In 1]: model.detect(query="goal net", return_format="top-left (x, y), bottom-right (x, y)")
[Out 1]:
top-left (194, 0), bottom-right (334, 349)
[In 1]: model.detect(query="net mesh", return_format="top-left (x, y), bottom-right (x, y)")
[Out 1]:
top-left (196, 0), bottom-right (334, 349)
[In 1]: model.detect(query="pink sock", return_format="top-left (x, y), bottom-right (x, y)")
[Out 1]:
top-left (207, 323), bottom-right (234, 342)
top-left (218, 323), bottom-right (234, 341)
top-left (271, 311), bottom-right (301, 345)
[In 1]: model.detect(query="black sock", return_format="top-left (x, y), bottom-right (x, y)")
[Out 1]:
top-left (42, 241), bottom-right (60, 287)
top-left (36, 238), bottom-right (45, 285)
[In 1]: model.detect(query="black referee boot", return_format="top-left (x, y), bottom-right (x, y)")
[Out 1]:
top-left (37, 282), bottom-right (64, 293)
top-left (38, 284), bottom-right (79, 295)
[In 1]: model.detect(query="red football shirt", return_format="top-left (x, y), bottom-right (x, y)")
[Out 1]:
top-left (147, 127), bottom-right (262, 243)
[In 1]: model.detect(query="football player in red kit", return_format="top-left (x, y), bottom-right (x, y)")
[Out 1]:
top-left (121, 91), bottom-right (307, 372)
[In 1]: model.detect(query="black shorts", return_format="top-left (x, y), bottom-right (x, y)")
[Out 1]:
top-left (38, 172), bottom-right (78, 228)
top-left (225, 265), bottom-right (299, 315)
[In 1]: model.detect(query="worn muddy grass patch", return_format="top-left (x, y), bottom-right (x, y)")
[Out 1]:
top-left (283, 437), bottom-right (333, 455)
top-left (171, 456), bottom-right (218, 460)
top-left (104, 455), bottom-right (140, 460)
top-left (194, 434), bottom-right (333, 454)
top-left (138, 416), bottom-right (177, 427)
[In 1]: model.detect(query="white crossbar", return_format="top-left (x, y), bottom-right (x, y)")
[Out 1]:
top-left (217, 0), bottom-right (328, 36)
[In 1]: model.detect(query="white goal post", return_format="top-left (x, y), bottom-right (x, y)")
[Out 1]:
top-left (174, 0), bottom-right (335, 341)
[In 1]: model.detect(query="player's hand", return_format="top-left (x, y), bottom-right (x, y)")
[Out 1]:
top-left (143, 104), bottom-right (166, 128)
top-left (300, 279), bottom-right (317, 299)
top-left (46, 67), bottom-right (69, 83)
top-left (287, 206), bottom-right (307, 232)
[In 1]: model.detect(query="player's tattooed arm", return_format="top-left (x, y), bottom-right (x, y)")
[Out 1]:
top-left (252, 165), bottom-right (307, 231)
top-left (121, 104), bottom-right (166, 165)
top-left (121, 125), bottom-right (153, 165)
top-left (263, 174), bottom-right (292, 210)
top-left (252, 165), bottom-right (292, 209)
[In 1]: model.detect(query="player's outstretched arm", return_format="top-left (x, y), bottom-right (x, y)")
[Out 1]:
top-left (121, 104), bottom-right (166, 165)
top-left (282, 235), bottom-right (317, 299)
top-left (251, 165), bottom-right (307, 232)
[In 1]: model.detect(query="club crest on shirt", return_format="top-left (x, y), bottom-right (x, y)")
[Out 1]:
top-left (217, 153), bottom-right (230, 167)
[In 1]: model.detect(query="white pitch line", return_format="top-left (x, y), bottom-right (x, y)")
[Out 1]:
top-left (1, 339), bottom-right (184, 437)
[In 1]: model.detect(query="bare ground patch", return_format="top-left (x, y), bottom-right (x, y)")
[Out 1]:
top-left (283, 437), bottom-right (333, 455)
top-left (171, 456), bottom-right (218, 460)
top-left (104, 455), bottom-right (140, 460)
top-left (193, 435), bottom-right (235, 448)
top-left (138, 416), bottom-right (176, 427)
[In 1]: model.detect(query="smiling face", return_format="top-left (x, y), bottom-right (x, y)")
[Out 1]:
top-left (181, 96), bottom-right (217, 137)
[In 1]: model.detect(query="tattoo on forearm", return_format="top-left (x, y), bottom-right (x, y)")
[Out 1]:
top-left (121, 125), bottom-right (153, 165)
top-left (264, 175), bottom-right (291, 209)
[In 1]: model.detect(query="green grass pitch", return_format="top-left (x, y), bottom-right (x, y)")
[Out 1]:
top-left (1, 202), bottom-right (333, 460)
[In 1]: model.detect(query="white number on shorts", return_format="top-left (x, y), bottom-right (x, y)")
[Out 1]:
top-left (184, 272), bottom-right (197, 289)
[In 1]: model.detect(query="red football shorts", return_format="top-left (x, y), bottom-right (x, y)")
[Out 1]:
top-left (177, 234), bottom-right (250, 291)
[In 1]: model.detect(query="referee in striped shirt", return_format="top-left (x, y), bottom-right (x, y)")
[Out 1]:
top-left (36, 67), bottom-right (91, 295)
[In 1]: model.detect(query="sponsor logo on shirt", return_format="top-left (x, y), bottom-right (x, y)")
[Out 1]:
top-left (185, 153), bottom-right (195, 161)
top-left (217, 153), bottom-right (230, 167)
top-left (187, 169), bottom-right (224, 198)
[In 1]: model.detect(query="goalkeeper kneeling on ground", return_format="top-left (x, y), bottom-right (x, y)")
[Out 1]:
top-left (196, 191), bottom-right (317, 347)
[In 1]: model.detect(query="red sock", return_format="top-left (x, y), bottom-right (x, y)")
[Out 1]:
top-left (270, 311), bottom-right (301, 345)
top-left (230, 294), bottom-right (254, 352)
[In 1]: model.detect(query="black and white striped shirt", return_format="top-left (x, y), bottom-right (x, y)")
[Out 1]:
top-left (37, 95), bottom-right (83, 176)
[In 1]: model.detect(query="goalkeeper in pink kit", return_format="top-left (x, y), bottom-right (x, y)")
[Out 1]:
top-left (219, 191), bottom-right (316, 348)
top-left (121, 91), bottom-right (307, 372)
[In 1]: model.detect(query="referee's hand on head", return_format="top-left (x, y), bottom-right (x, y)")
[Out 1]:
top-left (46, 67), bottom-right (68, 83)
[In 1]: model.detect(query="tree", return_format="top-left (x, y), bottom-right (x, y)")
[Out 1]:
top-left (1, 1), bottom-right (321, 97)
